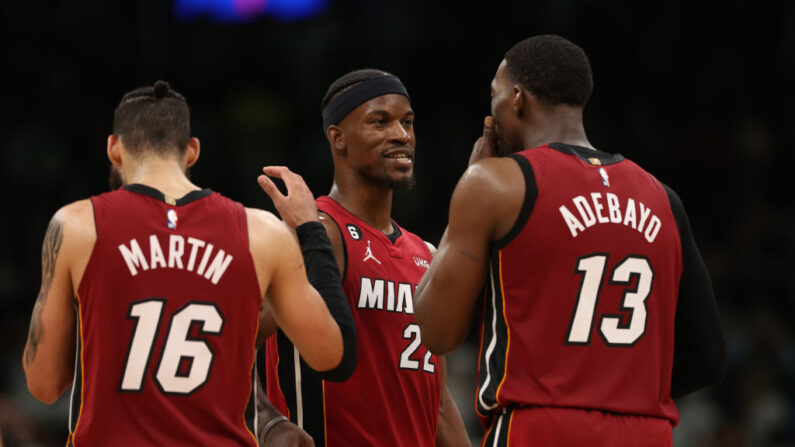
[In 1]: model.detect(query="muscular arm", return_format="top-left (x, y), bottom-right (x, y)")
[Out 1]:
top-left (415, 158), bottom-right (523, 354)
top-left (23, 201), bottom-right (95, 403)
top-left (257, 166), bottom-right (356, 381)
top-left (664, 186), bottom-right (726, 398)
top-left (248, 209), bottom-right (344, 373)
top-left (435, 357), bottom-right (470, 447)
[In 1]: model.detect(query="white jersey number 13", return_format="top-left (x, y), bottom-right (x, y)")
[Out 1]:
top-left (566, 254), bottom-right (653, 346)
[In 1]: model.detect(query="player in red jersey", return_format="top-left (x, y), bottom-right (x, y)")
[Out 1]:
top-left (22, 81), bottom-right (355, 446)
top-left (259, 69), bottom-right (469, 446)
top-left (415, 35), bottom-right (726, 446)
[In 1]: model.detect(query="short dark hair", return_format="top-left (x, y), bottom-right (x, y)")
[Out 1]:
top-left (113, 80), bottom-right (190, 156)
top-left (320, 68), bottom-right (391, 112)
top-left (504, 35), bottom-right (593, 107)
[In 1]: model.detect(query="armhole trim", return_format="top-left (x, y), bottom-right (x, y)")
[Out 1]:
top-left (319, 211), bottom-right (348, 282)
top-left (492, 154), bottom-right (538, 251)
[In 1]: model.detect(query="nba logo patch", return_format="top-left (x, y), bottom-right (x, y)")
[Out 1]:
top-left (599, 167), bottom-right (610, 187)
top-left (167, 209), bottom-right (178, 229)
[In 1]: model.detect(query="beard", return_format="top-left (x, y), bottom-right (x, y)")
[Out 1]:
top-left (359, 168), bottom-right (415, 191)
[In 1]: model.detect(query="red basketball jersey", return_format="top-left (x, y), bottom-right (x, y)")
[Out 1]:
top-left (475, 143), bottom-right (682, 427)
top-left (70, 184), bottom-right (261, 446)
top-left (266, 196), bottom-right (440, 447)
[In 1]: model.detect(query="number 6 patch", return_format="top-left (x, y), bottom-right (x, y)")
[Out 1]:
top-left (346, 224), bottom-right (362, 241)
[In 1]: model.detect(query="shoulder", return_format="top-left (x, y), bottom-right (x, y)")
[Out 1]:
top-left (460, 157), bottom-right (523, 193)
top-left (47, 199), bottom-right (96, 265)
top-left (56, 199), bottom-right (96, 241)
top-left (319, 212), bottom-right (346, 271)
top-left (245, 208), bottom-right (295, 247)
top-left (453, 157), bottom-right (524, 212)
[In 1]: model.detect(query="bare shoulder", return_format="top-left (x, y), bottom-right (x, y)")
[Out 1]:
top-left (318, 212), bottom-right (343, 252)
top-left (245, 207), bottom-right (293, 243)
top-left (319, 212), bottom-right (346, 274)
top-left (451, 157), bottom-right (525, 240)
top-left (55, 199), bottom-right (96, 247)
top-left (460, 157), bottom-right (524, 195)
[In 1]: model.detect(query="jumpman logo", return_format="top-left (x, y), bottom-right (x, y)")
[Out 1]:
top-left (363, 240), bottom-right (381, 264)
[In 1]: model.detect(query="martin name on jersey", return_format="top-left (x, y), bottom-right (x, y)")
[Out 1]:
top-left (117, 234), bottom-right (233, 284)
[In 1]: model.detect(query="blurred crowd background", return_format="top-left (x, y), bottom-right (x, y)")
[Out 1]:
top-left (2, 0), bottom-right (793, 445)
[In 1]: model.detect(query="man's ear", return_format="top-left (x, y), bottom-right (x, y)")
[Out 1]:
top-left (107, 135), bottom-right (123, 166)
top-left (512, 85), bottom-right (526, 117)
top-left (326, 125), bottom-right (346, 155)
top-left (185, 137), bottom-right (200, 168)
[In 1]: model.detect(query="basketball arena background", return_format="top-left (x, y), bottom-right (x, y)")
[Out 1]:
top-left (1, 0), bottom-right (793, 445)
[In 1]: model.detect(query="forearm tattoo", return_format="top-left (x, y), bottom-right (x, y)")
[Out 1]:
top-left (24, 216), bottom-right (64, 366)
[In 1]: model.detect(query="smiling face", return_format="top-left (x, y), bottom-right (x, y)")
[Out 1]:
top-left (336, 94), bottom-right (416, 190)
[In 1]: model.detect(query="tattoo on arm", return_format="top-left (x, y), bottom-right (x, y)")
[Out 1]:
top-left (24, 216), bottom-right (64, 366)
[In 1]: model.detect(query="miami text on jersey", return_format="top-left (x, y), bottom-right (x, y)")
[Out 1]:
top-left (558, 192), bottom-right (662, 242)
top-left (358, 277), bottom-right (416, 314)
top-left (117, 234), bottom-right (233, 284)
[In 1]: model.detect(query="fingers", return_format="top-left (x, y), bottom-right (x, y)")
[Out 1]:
top-left (257, 174), bottom-right (284, 202)
top-left (483, 116), bottom-right (494, 136)
top-left (262, 166), bottom-right (307, 193)
top-left (483, 116), bottom-right (496, 146)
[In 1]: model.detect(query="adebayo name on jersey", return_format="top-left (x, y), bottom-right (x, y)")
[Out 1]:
top-left (558, 192), bottom-right (663, 243)
top-left (117, 234), bottom-right (233, 284)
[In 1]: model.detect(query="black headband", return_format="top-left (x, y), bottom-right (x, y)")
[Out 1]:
top-left (322, 75), bottom-right (410, 132)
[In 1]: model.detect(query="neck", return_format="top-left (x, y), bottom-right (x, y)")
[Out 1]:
top-left (520, 106), bottom-right (593, 151)
top-left (328, 177), bottom-right (394, 234)
top-left (121, 155), bottom-right (198, 199)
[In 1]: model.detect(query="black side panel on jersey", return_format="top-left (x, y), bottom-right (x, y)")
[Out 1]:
top-left (481, 408), bottom-right (513, 447)
top-left (494, 154), bottom-right (539, 250)
top-left (244, 367), bottom-right (257, 438)
top-left (275, 331), bottom-right (327, 447)
top-left (476, 257), bottom-right (510, 415)
top-left (68, 300), bottom-right (83, 444)
top-left (662, 184), bottom-right (726, 398)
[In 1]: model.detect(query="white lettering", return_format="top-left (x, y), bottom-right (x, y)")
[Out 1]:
top-left (591, 192), bottom-right (609, 224)
top-left (644, 216), bottom-right (661, 242)
top-left (203, 249), bottom-right (234, 285)
top-left (638, 203), bottom-right (652, 233)
top-left (186, 237), bottom-right (205, 272)
top-left (560, 205), bottom-right (585, 238)
top-left (397, 283), bottom-right (414, 314)
top-left (149, 235), bottom-right (167, 269)
top-left (623, 198), bottom-right (637, 229)
top-left (560, 193), bottom-right (663, 243)
top-left (606, 193), bottom-right (622, 223)
top-left (119, 239), bottom-right (149, 276)
top-left (196, 243), bottom-right (214, 276)
top-left (573, 196), bottom-right (596, 227)
top-left (168, 235), bottom-right (185, 269)
top-left (386, 280), bottom-right (396, 311)
top-left (358, 278), bottom-right (384, 309)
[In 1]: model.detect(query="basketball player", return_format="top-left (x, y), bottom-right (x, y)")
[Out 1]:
top-left (414, 35), bottom-right (726, 446)
top-left (22, 81), bottom-right (356, 446)
top-left (260, 69), bottom-right (469, 446)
